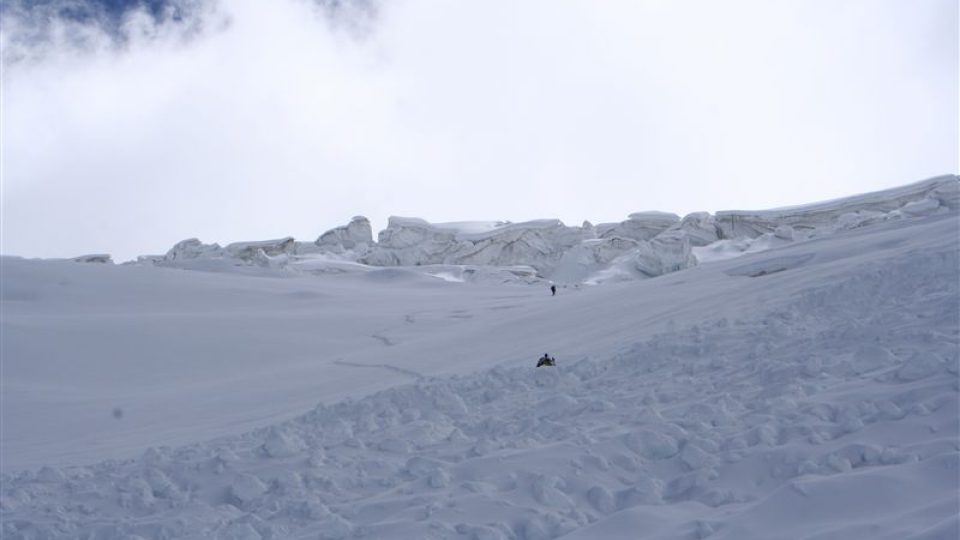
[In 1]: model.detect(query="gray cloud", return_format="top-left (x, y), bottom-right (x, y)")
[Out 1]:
top-left (2, 0), bottom-right (956, 261)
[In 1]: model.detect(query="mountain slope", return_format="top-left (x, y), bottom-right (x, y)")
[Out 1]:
top-left (1, 209), bottom-right (957, 538)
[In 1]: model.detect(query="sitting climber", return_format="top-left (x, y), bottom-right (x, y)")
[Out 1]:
top-left (536, 353), bottom-right (556, 367)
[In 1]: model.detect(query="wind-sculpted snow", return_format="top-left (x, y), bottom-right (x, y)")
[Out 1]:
top-left (138, 176), bottom-right (958, 284)
top-left (3, 213), bottom-right (957, 539)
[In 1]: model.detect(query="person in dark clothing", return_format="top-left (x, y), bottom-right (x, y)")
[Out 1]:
top-left (537, 353), bottom-right (556, 367)
top-left (550, 285), bottom-right (557, 296)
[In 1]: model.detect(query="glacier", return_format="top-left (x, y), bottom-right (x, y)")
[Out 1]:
top-left (1, 175), bottom-right (957, 539)
top-left (129, 175), bottom-right (958, 286)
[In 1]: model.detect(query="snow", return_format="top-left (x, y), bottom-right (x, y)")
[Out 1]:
top-left (1, 179), bottom-right (958, 539)
top-left (144, 175), bottom-right (958, 284)
top-left (720, 175), bottom-right (957, 217)
top-left (425, 220), bottom-right (512, 235)
top-left (314, 216), bottom-right (373, 254)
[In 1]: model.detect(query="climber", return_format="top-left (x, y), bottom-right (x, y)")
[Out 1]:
top-left (550, 284), bottom-right (557, 296)
top-left (537, 353), bottom-right (556, 367)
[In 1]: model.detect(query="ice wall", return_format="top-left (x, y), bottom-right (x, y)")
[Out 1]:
top-left (144, 175), bottom-right (958, 283)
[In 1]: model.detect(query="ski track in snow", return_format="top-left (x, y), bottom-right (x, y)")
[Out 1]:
top-left (1, 216), bottom-right (958, 539)
top-left (333, 360), bottom-right (425, 381)
top-left (370, 334), bottom-right (397, 347)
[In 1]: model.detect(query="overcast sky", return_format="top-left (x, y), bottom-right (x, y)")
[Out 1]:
top-left (2, 0), bottom-right (957, 261)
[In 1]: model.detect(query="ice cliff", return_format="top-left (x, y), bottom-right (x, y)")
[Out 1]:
top-left (140, 175), bottom-right (957, 284)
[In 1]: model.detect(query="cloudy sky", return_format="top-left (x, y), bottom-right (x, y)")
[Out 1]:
top-left (2, 0), bottom-right (957, 261)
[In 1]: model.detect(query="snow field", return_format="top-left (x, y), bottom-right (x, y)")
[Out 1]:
top-left (1, 214), bottom-right (957, 539)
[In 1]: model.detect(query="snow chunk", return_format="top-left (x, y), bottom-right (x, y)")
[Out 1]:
top-left (587, 485), bottom-right (616, 514)
top-left (617, 477), bottom-right (663, 507)
top-left (429, 469), bottom-right (451, 488)
top-left (679, 443), bottom-right (712, 471)
top-left (774, 225), bottom-right (795, 240)
top-left (532, 475), bottom-right (572, 507)
top-left (144, 467), bottom-right (183, 500)
top-left (230, 473), bottom-right (268, 505)
top-left (624, 430), bottom-right (680, 459)
top-left (900, 197), bottom-right (940, 217)
top-left (431, 386), bottom-right (469, 417)
top-left (262, 427), bottom-right (303, 458)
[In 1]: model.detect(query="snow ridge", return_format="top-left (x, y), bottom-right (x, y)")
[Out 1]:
top-left (124, 175), bottom-right (959, 285)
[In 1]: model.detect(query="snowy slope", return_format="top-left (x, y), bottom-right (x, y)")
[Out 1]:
top-left (1, 201), bottom-right (957, 537)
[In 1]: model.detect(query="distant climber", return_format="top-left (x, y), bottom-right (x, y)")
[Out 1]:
top-left (550, 285), bottom-right (557, 296)
top-left (537, 353), bottom-right (556, 367)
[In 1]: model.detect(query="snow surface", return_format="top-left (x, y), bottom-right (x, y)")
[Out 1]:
top-left (1, 179), bottom-right (958, 539)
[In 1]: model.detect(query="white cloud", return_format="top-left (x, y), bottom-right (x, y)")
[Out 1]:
top-left (2, 0), bottom-right (956, 260)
